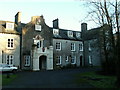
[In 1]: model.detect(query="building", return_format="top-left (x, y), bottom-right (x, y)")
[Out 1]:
top-left (1, 12), bottom-right (107, 71)
top-left (81, 23), bottom-right (102, 66)
top-left (17, 12), bottom-right (83, 71)
top-left (0, 20), bottom-right (20, 68)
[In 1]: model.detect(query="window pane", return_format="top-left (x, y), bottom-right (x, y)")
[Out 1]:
top-left (11, 39), bottom-right (13, 41)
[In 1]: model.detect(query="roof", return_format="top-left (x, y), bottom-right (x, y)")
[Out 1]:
top-left (0, 21), bottom-right (20, 35)
top-left (50, 27), bottom-right (82, 41)
top-left (82, 27), bottom-right (100, 40)
top-left (82, 24), bottom-right (111, 41)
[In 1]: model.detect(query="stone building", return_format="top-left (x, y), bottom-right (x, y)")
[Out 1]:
top-left (81, 23), bottom-right (102, 66)
top-left (21, 15), bottom-right (53, 70)
top-left (16, 12), bottom-right (83, 71)
top-left (0, 20), bottom-right (20, 68)
top-left (1, 12), bottom-right (107, 71)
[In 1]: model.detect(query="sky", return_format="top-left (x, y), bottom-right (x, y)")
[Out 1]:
top-left (0, 0), bottom-right (98, 31)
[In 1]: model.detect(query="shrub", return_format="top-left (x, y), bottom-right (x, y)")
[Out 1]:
top-left (101, 59), bottom-right (116, 75)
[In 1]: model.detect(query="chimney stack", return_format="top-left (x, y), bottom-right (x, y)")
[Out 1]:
top-left (81, 23), bottom-right (87, 32)
top-left (53, 18), bottom-right (59, 29)
top-left (81, 23), bottom-right (87, 39)
top-left (15, 12), bottom-right (21, 25)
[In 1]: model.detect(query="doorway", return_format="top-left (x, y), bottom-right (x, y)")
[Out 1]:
top-left (39, 55), bottom-right (47, 70)
top-left (80, 56), bottom-right (83, 66)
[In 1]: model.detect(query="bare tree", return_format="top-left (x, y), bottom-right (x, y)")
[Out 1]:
top-left (82, 0), bottom-right (120, 87)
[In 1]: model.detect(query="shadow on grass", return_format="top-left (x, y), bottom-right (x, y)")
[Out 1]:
top-left (2, 73), bottom-right (17, 86)
top-left (74, 71), bottom-right (117, 88)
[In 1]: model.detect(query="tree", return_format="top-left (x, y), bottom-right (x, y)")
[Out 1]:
top-left (82, 0), bottom-right (120, 87)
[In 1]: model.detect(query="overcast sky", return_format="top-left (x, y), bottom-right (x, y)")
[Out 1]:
top-left (0, 0), bottom-right (98, 31)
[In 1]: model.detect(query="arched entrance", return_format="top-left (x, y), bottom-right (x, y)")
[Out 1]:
top-left (80, 56), bottom-right (83, 66)
top-left (39, 55), bottom-right (47, 70)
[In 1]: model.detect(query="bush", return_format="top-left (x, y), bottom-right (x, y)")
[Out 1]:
top-left (61, 64), bottom-right (77, 69)
top-left (101, 59), bottom-right (116, 75)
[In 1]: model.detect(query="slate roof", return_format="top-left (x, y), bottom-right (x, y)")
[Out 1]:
top-left (82, 24), bottom-right (111, 41)
top-left (82, 27), bottom-right (101, 40)
top-left (51, 27), bottom-right (82, 41)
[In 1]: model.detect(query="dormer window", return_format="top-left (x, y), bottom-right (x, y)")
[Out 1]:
top-left (35, 25), bottom-right (41, 31)
top-left (53, 29), bottom-right (59, 35)
top-left (76, 32), bottom-right (81, 38)
top-left (6, 23), bottom-right (14, 30)
top-left (68, 31), bottom-right (73, 37)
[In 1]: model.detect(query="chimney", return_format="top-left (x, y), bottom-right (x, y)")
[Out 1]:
top-left (53, 18), bottom-right (59, 29)
top-left (81, 23), bottom-right (87, 32)
top-left (81, 23), bottom-right (87, 39)
top-left (15, 12), bottom-right (21, 25)
top-left (31, 15), bottom-right (45, 24)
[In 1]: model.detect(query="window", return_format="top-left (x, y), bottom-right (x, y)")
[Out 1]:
top-left (6, 55), bottom-right (14, 65)
top-left (65, 56), bottom-right (68, 62)
top-left (76, 32), bottom-right (81, 38)
top-left (7, 39), bottom-right (14, 49)
top-left (79, 42), bottom-right (83, 51)
top-left (89, 56), bottom-right (92, 64)
top-left (6, 23), bottom-right (14, 30)
top-left (56, 56), bottom-right (61, 65)
top-left (53, 29), bottom-right (59, 35)
top-left (89, 43), bottom-right (91, 51)
top-left (24, 55), bottom-right (30, 66)
top-left (37, 41), bottom-right (42, 48)
top-left (71, 43), bottom-right (75, 51)
top-left (35, 25), bottom-right (41, 31)
top-left (71, 56), bottom-right (76, 64)
top-left (68, 31), bottom-right (73, 37)
top-left (56, 42), bottom-right (61, 51)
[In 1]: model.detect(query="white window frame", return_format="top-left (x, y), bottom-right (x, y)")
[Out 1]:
top-left (89, 56), bottom-right (92, 64)
top-left (89, 43), bottom-right (91, 51)
top-left (7, 38), bottom-right (14, 49)
top-left (6, 55), bottom-right (14, 65)
top-left (56, 42), bottom-right (61, 51)
top-left (65, 56), bottom-right (68, 62)
top-left (35, 25), bottom-right (41, 31)
top-left (71, 56), bottom-right (76, 64)
top-left (79, 42), bottom-right (83, 51)
top-left (6, 23), bottom-right (14, 30)
top-left (71, 43), bottom-right (75, 51)
top-left (53, 29), bottom-right (59, 35)
top-left (56, 56), bottom-right (61, 65)
top-left (68, 31), bottom-right (73, 37)
top-left (76, 32), bottom-right (81, 38)
top-left (24, 55), bottom-right (30, 66)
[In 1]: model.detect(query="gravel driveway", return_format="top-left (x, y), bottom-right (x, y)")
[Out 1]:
top-left (2, 67), bottom-right (100, 88)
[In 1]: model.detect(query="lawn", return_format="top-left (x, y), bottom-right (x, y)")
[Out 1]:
top-left (0, 73), bottom-right (17, 86)
top-left (74, 71), bottom-right (117, 88)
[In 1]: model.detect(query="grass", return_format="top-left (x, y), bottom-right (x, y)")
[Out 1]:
top-left (0, 73), bottom-right (17, 86)
top-left (74, 71), bottom-right (117, 88)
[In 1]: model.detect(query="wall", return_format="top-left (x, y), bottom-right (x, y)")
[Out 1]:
top-left (0, 33), bottom-right (20, 67)
top-left (53, 38), bottom-right (83, 69)
top-left (22, 16), bottom-right (53, 70)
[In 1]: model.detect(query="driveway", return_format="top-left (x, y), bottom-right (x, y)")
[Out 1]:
top-left (2, 67), bottom-right (101, 88)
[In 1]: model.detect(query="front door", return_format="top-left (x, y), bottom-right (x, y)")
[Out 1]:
top-left (80, 56), bottom-right (83, 66)
top-left (39, 55), bottom-right (47, 70)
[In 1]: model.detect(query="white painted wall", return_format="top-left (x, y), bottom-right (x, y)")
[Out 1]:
top-left (0, 33), bottom-right (20, 67)
top-left (33, 46), bottom-right (53, 71)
